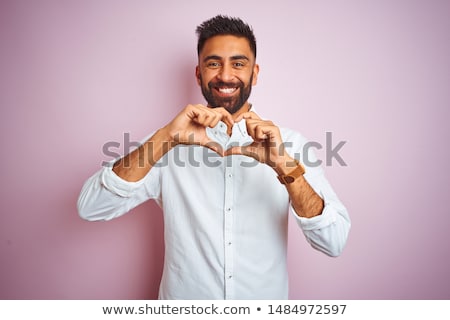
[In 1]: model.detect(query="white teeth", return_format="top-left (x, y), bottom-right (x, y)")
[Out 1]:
top-left (218, 87), bottom-right (237, 94)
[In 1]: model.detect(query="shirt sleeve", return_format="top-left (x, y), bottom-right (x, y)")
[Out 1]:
top-left (291, 168), bottom-right (351, 257)
top-left (284, 129), bottom-right (351, 257)
top-left (77, 163), bottom-right (161, 221)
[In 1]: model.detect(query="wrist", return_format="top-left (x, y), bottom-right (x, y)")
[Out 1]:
top-left (274, 156), bottom-right (306, 185)
top-left (273, 155), bottom-right (297, 175)
top-left (144, 128), bottom-right (177, 165)
top-left (158, 125), bottom-right (178, 146)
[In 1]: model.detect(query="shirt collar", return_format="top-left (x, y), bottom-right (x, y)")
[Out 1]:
top-left (234, 104), bottom-right (255, 138)
top-left (206, 105), bottom-right (256, 147)
top-left (227, 104), bottom-right (256, 139)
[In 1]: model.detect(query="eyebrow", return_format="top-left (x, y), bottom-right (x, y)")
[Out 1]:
top-left (203, 55), bottom-right (250, 62)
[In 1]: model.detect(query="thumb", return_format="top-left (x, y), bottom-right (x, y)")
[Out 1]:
top-left (224, 143), bottom-right (259, 159)
top-left (211, 106), bottom-right (234, 129)
top-left (224, 145), bottom-right (242, 157)
top-left (203, 139), bottom-right (225, 157)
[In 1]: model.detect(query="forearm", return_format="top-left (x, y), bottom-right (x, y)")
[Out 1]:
top-left (113, 127), bottom-right (174, 182)
top-left (78, 130), bottom-right (169, 220)
top-left (286, 176), bottom-right (324, 218)
top-left (277, 149), bottom-right (350, 257)
top-left (274, 156), bottom-right (324, 218)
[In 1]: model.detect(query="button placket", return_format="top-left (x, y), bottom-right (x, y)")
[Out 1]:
top-left (223, 161), bottom-right (234, 299)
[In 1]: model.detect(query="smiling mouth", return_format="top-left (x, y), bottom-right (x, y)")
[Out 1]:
top-left (216, 87), bottom-right (238, 95)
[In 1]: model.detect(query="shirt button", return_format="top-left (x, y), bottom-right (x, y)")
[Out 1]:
top-left (228, 173), bottom-right (233, 178)
top-left (228, 242), bottom-right (232, 246)
top-left (226, 208), bottom-right (232, 212)
top-left (228, 275), bottom-right (233, 279)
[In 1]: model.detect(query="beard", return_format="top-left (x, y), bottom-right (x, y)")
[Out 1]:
top-left (199, 73), bottom-right (253, 114)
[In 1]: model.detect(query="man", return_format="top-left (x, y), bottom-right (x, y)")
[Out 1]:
top-left (78, 15), bottom-right (350, 299)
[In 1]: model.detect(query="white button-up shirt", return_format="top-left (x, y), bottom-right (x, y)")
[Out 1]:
top-left (78, 118), bottom-right (351, 299)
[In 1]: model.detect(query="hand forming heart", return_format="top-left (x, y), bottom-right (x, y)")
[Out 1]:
top-left (164, 105), bottom-right (290, 169)
top-left (224, 111), bottom-right (289, 168)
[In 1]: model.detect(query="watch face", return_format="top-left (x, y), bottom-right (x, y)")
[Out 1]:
top-left (285, 176), bottom-right (295, 184)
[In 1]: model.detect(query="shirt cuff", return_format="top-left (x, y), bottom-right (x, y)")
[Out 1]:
top-left (100, 166), bottom-right (146, 198)
top-left (292, 203), bottom-right (338, 231)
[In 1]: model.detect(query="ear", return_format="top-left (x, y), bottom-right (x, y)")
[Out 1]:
top-left (195, 66), bottom-right (201, 85)
top-left (252, 63), bottom-right (260, 86)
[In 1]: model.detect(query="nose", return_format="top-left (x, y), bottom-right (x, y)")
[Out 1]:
top-left (216, 63), bottom-right (234, 82)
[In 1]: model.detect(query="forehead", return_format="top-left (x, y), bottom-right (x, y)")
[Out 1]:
top-left (200, 35), bottom-right (254, 59)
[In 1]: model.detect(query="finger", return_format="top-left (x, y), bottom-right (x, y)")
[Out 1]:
top-left (246, 119), bottom-right (278, 141)
top-left (203, 109), bottom-right (226, 128)
top-left (199, 109), bottom-right (220, 128)
top-left (190, 105), bottom-right (218, 127)
top-left (243, 118), bottom-right (262, 138)
top-left (205, 112), bottom-right (221, 128)
top-left (234, 111), bottom-right (262, 122)
top-left (224, 146), bottom-right (241, 157)
top-left (211, 107), bottom-right (234, 128)
top-left (185, 104), bottom-right (206, 123)
top-left (254, 124), bottom-right (276, 141)
top-left (194, 111), bottom-right (210, 125)
top-left (245, 120), bottom-right (270, 140)
top-left (224, 144), bottom-right (260, 161)
top-left (203, 139), bottom-right (224, 156)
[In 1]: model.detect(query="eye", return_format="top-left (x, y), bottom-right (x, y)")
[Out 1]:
top-left (233, 62), bottom-right (245, 68)
top-left (207, 61), bottom-right (221, 68)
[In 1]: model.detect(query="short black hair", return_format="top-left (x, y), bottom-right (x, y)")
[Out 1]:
top-left (196, 15), bottom-right (257, 58)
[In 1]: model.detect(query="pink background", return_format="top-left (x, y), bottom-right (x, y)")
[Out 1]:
top-left (1, 0), bottom-right (449, 299)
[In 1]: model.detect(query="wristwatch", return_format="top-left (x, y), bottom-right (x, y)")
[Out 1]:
top-left (277, 160), bottom-right (305, 184)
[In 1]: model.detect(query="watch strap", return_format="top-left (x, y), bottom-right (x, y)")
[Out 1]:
top-left (277, 160), bottom-right (305, 184)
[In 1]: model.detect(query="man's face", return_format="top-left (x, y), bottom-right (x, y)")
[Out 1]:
top-left (196, 35), bottom-right (259, 115)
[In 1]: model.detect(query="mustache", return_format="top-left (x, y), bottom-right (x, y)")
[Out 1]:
top-left (208, 80), bottom-right (244, 88)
